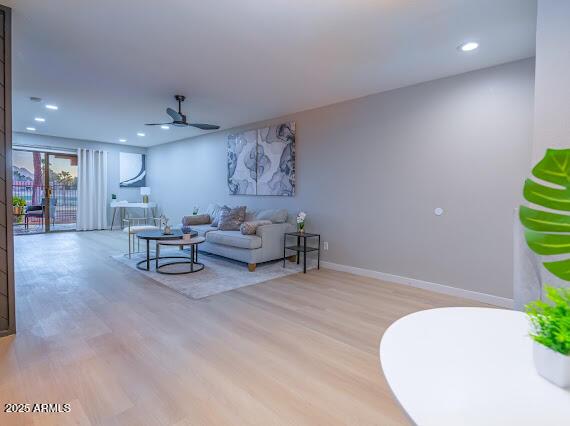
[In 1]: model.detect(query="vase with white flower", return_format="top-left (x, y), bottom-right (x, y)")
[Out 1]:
top-left (296, 211), bottom-right (306, 233)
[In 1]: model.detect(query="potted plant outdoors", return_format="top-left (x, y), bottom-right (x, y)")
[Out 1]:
top-left (12, 196), bottom-right (26, 223)
top-left (526, 285), bottom-right (570, 388)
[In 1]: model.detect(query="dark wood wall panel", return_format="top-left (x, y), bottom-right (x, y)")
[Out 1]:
top-left (0, 270), bottom-right (6, 296)
top-left (0, 226), bottom-right (6, 250)
top-left (0, 178), bottom-right (5, 203)
top-left (0, 288), bottom-right (7, 320)
top-left (0, 5), bottom-right (13, 336)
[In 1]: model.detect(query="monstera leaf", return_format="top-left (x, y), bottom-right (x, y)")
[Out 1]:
top-left (520, 148), bottom-right (570, 281)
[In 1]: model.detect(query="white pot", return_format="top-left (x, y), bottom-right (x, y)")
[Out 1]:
top-left (533, 340), bottom-right (570, 388)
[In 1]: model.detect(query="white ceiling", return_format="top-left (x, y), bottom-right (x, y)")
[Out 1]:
top-left (6, 0), bottom-right (537, 147)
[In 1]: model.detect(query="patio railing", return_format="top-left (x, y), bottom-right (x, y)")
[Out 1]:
top-left (12, 182), bottom-right (77, 224)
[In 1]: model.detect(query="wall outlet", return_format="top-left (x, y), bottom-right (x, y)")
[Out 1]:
top-left (323, 242), bottom-right (329, 251)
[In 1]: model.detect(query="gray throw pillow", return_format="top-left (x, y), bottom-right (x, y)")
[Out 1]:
top-left (211, 205), bottom-right (230, 227)
top-left (240, 220), bottom-right (272, 235)
top-left (218, 206), bottom-right (246, 231)
top-left (255, 208), bottom-right (288, 223)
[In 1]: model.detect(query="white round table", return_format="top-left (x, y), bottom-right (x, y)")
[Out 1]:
top-left (380, 307), bottom-right (570, 425)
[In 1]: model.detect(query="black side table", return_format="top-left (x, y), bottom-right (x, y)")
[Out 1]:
top-left (283, 231), bottom-right (320, 273)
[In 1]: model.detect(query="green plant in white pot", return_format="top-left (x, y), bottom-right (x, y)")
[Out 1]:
top-left (526, 286), bottom-right (570, 388)
top-left (519, 148), bottom-right (570, 388)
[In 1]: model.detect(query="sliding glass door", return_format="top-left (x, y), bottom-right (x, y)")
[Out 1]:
top-left (48, 153), bottom-right (78, 231)
top-left (12, 149), bottom-right (78, 234)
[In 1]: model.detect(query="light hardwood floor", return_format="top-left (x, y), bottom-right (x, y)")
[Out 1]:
top-left (0, 231), bottom-right (486, 425)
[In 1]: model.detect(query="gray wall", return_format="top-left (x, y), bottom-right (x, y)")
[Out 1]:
top-left (12, 132), bottom-right (147, 223)
top-left (148, 59), bottom-right (534, 299)
top-left (532, 0), bottom-right (570, 163)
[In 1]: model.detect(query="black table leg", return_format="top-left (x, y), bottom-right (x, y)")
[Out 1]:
top-left (155, 243), bottom-right (160, 270)
top-left (146, 239), bottom-right (150, 271)
top-left (297, 236), bottom-right (300, 264)
top-left (283, 235), bottom-right (286, 267)
top-left (303, 237), bottom-right (307, 273)
top-left (318, 235), bottom-right (320, 270)
top-left (191, 244), bottom-right (195, 272)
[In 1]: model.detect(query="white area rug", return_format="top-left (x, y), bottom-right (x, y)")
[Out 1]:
top-left (112, 248), bottom-right (315, 299)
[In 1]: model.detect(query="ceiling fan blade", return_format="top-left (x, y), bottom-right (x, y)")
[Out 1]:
top-left (166, 107), bottom-right (183, 121)
top-left (145, 122), bottom-right (173, 126)
top-left (188, 123), bottom-right (220, 130)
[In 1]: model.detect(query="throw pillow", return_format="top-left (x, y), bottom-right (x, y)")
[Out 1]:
top-left (255, 208), bottom-right (288, 223)
top-left (182, 214), bottom-right (211, 226)
top-left (211, 205), bottom-right (230, 227)
top-left (218, 206), bottom-right (246, 231)
top-left (240, 220), bottom-right (272, 235)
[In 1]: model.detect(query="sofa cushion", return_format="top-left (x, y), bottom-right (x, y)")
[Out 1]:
top-left (211, 205), bottom-right (230, 227)
top-left (182, 214), bottom-right (211, 226)
top-left (255, 208), bottom-right (288, 223)
top-left (206, 230), bottom-right (262, 249)
top-left (191, 224), bottom-right (218, 237)
top-left (240, 220), bottom-right (272, 235)
top-left (218, 206), bottom-right (246, 230)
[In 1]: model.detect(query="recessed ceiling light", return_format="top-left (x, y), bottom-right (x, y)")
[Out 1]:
top-left (26, 127), bottom-right (36, 131)
top-left (119, 138), bottom-right (127, 143)
top-left (458, 41), bottom-right (479, 52)
top-left (45, 104), bottom-right (58, 110)
top-left (160, 125), bottom-right (170, 130)
top-left (34, 117), bottom-right (46, 122)
top-left (137, 132), bottom-right (145, 137)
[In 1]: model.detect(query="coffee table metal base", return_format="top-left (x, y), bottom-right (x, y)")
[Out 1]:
top-left (156, 258), bottom-right (204, 274)
top-left (136, 256), bottom-right (204, 274)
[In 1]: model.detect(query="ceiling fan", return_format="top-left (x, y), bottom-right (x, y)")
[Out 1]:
top-left (145, 95), bottom-right (220, 130)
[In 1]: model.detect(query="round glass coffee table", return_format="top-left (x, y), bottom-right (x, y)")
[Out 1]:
top-left (136, 229), bottom-right (199, 273)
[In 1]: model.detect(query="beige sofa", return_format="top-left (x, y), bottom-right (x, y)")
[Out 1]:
top-left (183, 205), bottom-right (295, 271)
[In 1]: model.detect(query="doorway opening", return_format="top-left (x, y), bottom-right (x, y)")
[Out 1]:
top-left (12, 149), bottom-right (78, 235)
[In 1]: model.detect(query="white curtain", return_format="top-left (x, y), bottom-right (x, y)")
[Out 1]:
top-left (77, 149), bottom-right (108, 230)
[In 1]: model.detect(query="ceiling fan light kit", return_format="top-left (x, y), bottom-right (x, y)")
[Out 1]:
top-left (146, 95), bottom-right (220, 131)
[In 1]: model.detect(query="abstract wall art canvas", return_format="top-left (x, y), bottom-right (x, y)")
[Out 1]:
top-left (120, 152), bottom-right (146, 187)
top-left (257, 122), bottom-right (296, 196)
top-left (227, 130), bottom-right (257, 195)
top-left (227, 121), bottom-right (295, 196)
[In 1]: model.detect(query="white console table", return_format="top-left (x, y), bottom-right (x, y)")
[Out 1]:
top-left (110, 201), bottom-right (157, 230)
top-left (380, 307), bottom-right (570, 425)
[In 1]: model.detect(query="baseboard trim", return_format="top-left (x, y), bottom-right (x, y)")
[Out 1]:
top-left (321, 261), bottom-right (514, 308)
